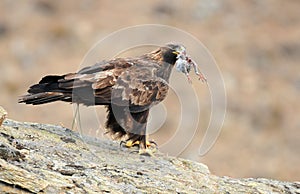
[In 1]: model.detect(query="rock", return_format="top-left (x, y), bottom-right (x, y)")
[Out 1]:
top-left (0, 118), bottom-right (299, 193)
top-left (0, 106), bottom-right (7, 126)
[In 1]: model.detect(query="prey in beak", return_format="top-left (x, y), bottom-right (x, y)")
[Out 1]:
top-left (173, 46), bottom-right (206, 83)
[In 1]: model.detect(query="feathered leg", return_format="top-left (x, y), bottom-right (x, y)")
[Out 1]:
top-left (106, 105), bottom-right (156, 155)
top-left (105, 105), bottom-right (127, 139)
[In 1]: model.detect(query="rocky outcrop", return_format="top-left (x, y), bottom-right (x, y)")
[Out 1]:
top-left (0, 108), bottom-right (299, 193)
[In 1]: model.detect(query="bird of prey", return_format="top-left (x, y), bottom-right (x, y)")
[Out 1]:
top-left (19, 43), bottom-right (206, 155)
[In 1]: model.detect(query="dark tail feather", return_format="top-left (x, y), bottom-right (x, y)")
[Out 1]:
top-left (28, 75), bottom-right (64, 93)
top-left (18, 92), bottom-right (65, 105)
top-left (18, 75), bottom-right (72, 105)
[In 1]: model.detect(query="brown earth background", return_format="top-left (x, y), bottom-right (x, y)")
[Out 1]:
top-left (0, 0), bottom-right (299, 181)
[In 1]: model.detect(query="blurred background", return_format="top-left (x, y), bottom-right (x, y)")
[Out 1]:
top-left (0, 0), bottom-right (299, 181)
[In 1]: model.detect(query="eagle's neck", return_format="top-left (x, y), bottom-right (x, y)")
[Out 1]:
top-left (157, 62), bottom-right (174, 82)
top-left (147, 47), bottom-right (177, 82)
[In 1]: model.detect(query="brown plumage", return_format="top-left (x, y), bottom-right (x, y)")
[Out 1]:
top-left (19, 43), bottom-right (203, 153)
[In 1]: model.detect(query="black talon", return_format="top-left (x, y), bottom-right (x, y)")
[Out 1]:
top-left (148, 140), bottom-right (158, 149)
top-left (120, 140), bottom-right (126, 147)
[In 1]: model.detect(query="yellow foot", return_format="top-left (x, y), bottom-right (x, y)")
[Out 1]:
top-left (120, 140), bottom-right (158, 149)
top-left (120, 140), bottom-right (139, 148)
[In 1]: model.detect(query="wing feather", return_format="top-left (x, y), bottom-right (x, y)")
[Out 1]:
top-left (111, 65), bottom-right (169, 112)
top-left (59, 59), bottom-right (134, 105)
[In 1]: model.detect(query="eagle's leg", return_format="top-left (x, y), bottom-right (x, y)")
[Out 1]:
top-left (105, 105), bottom-right (127, 139)
top-left (128, 109), bottom-right (157, 155)
top-left (107, 105), bottom-right (157, 155)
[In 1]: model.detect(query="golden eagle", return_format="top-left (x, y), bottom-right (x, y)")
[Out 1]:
top-left (19, 43), bottom-right (206, 155)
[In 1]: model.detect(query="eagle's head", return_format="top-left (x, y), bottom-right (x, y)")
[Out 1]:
top-left (149, 43), bottom-right (206, 83)
top-left (161, 43), bottom-right (186, 65)
top-left (166, 43), bottom-right (186, 55)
